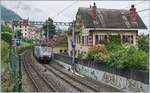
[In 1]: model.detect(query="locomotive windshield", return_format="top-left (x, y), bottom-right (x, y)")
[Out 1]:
top-left (40, 46), bottom-right (52, 52)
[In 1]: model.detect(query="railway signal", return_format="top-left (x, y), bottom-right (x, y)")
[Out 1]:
top-left (16, 39), bottom-right (21, 46)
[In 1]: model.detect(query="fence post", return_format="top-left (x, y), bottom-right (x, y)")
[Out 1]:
top-left (18, 54), bottom-right (22, 91)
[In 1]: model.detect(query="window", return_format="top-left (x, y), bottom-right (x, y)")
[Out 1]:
top-left (123, 35), bottom-right (133, 44)
top-left (64, 50), bottom-right (67, 53)
top-left (60, 50), bottom-right (62, 53)
top-left (95, 35), bottom-right (107, 44)
top-left (82, 36), bottom-right (84, 44)
top-left (20, 25), bottom-right (21, 28)
top-left (25, 33), bottom-right (27, 35)
top-left (82, 36), bottom-right (88, 45)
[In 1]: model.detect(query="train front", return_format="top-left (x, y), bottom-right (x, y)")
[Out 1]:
top-left (39, 47), bottom-right (52, 63)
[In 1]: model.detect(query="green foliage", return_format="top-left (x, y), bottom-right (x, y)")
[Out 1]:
top-left (138, 34), bottom-right (149, 53)
top-left (43, 17), bottom-right (56, 38)
top-left (1, 5), bottom-right (21, 21)
top-left (85, 45), bottom-right (109, 61)
top-left (15, 30), bottom-right (22, 39)
top-left (1, 40), bottom-right (9, 64)
top-left (105, 35), bottom-right (122, 52)
top-left (83, 35), bottom-right (149, 70)
top-left (1, 25), bottom-right (13, 43)
top-left (1, 40), bottom-right (14, 92)
top-left (1, 65), bottom-right (15, 92)
top-left (106, 47), bottom-right (149, 70)
top-left (18, 45), bottom-right (31, 54)
top-left (1, 25), bottom-right (12, 33)
top-left (1, 32), bottom-right (12, 44)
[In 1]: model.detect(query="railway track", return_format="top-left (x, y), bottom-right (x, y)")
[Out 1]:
top-left (51, 63), bottom-right (104, 91)
top-left (23, 52), bottom-right (57, 92)
top-left (43, 64), bottom-right (103, 92)
top-left (23, 50), bottom-right (121, 92)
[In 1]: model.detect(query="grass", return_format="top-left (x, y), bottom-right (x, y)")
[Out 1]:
top-left (1, 40), bottom-right (15, 92)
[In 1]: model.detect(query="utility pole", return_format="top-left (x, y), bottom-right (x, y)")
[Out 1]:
top-left (47, 21), bottom-right (49, 46)
top-left (72, 20), bottom-right (75, 73)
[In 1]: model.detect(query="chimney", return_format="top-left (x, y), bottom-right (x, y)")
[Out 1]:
top-left (129, 4), bottom-right (137, 22)
top-left (91, 2), bottom-right (97, 21)
top-left (90, 5), bottom-right (92, 8)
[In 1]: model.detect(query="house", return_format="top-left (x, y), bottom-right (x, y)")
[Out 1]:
top-left (13, 19), bottom-right (30, 39)
top-left (47, 35), bottom-right (68, 54)
top-left (67, 3), bottom-right (147, 57)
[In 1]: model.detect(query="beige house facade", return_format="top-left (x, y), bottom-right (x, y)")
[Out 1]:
top-left (13, 19), bottom-right (30, 39)
top-left (67, 3), bottom-right (146, 57)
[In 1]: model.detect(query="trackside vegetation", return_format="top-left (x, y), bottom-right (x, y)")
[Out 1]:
top-left (81, 35), bottom-right (149, 70)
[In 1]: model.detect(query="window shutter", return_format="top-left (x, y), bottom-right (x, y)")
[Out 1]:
top-left (88, 35), bottom-right (93, 45)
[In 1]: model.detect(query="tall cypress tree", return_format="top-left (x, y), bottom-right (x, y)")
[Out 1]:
top-left (43, 17), bottom-right (56, 38)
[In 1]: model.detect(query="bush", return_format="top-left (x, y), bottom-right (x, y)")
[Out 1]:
top-left (1, 40), bottom-right (9, 64)
top-left (105, 35), bottom-right (122, 52)
top-left (18, 45), bottom-right (31, 54)
top-left (106, 47), bottom-right (149, 70)
top-left (1, 25), bottom-right (12, 33)
top-left (138, 34), bottom-right (149, 53)
top-left (85, 44), bottom-right (109, 61)
top-left (1, 32), bottom-right (12, 43)
top-left (125, 48), bottom-right (149, 70)
top-left (1, 41), bottom-right (14, 92)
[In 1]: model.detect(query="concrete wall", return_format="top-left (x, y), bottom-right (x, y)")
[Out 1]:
top-left (76, 64), bottom-right (149, 92)
top-left (54, 59), bottom-right (149, 92)
top-left (53, 46), bottom-right (67, 54)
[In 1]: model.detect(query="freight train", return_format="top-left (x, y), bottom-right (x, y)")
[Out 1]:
top-left (33, 45), bottom-right (52, 63)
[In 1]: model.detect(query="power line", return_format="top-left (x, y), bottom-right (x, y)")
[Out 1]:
top-left (137, 8), bottom-right (150, 13)
top-left (52, 1), bottom-right (79, 19)
top-left (123, 1), bottom-right (146, 9)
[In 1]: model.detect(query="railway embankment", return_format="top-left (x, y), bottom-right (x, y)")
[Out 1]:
top-left (54, 54), bottom-right (149, 92)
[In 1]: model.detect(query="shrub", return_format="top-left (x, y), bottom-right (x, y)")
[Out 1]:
top-left (106, 47), bottom-right (149, 70)
top-left (105, 35), bottom-right (122, 52)
top-left (1, 32), bottom-right (12, 43)
top-left (83, 35), bottom-right (149, 70)
top-left (85, 44), bottom-right (109, 61)
top-left (138, 34), bottom-right (149, 53)
top-left (1, 40), bottom-right (9, 64)
top-left (125, 48), bottom-right (149, 70)
top-left (18, 45), bottom-right (31, 54)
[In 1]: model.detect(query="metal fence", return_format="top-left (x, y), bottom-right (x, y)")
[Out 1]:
top-left (9, 45), bottom-right (22, 91)
top-left (54, 53), bottom-right (149, 84)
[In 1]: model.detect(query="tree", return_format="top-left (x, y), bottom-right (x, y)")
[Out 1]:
top-left (15, 30), bottom-right (22, 39)
top-left (138, 34), bottom-right (149, 53)
top-left (1, 25), bottom-right (12, 33)
top-left (1, 25), bottom-right (12, 43)
top-left (43, 17), bottom-right (56, 38)
top-left (1, 32), bottom-right (12, 43)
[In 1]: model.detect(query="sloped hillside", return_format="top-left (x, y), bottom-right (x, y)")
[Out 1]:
top-left (1, 5), bottom-right (22, 21)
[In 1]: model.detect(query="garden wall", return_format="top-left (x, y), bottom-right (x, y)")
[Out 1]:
top-left (54, 54), bottom-right (149, 92)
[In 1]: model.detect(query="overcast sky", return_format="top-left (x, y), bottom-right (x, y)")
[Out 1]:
top-left (1, 0), bottom-right (150, 34)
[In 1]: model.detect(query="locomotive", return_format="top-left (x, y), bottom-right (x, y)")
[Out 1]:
top-left (33, 45), bottom-right (52, 63)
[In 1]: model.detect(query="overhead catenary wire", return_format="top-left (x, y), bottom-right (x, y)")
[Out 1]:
top-left (52, 0), bottom-right (79, 19)
top-left (137, 8), bottom-right (150, 13)
top-left (122, 1), bottom-right (146, 9)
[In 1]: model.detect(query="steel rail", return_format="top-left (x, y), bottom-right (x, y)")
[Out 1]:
top-left (43, 65), bottom-right (84, 92)
top-left (50, 64), bottom-right (102, 92)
